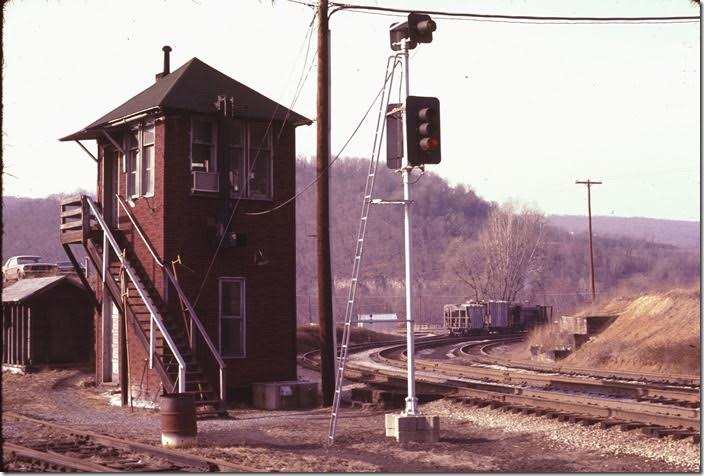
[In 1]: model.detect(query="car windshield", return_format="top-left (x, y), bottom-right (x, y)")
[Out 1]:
top-left (17, 257), bottom-right (41, 265)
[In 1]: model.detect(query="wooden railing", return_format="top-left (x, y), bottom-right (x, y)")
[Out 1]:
top-left (59, 195), bottom-right (90, 244)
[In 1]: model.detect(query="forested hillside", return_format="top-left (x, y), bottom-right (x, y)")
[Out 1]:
top-left (2, 194), bottom-right (89, 263)
top-left (2, 158), bottom-right (699, 325)
top-left (294, 157), bottom-right (700, 323)
top-left (548, 215), bottom-right (699, 250)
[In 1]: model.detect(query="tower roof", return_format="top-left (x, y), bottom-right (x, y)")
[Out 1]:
top-left (61, 57), bottom-right (311, 141)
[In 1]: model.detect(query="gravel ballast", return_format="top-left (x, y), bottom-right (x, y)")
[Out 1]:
top-left (2, 368), bottom-right (699, 472)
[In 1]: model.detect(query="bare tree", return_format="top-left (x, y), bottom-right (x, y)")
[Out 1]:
top-left (443, 202), bottom-right (545, 302)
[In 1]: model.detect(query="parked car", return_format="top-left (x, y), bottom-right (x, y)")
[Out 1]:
top-left (2, 256), bottom-right (59, 282)
top-left (56, 260), bottom-right (87, 276)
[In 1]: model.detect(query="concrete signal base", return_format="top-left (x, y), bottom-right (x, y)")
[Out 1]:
top-left (385, 413), bottom-right (440, 443)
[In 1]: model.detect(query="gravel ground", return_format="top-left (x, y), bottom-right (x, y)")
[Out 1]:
top-left (2, 368), bottom-right (700, 472)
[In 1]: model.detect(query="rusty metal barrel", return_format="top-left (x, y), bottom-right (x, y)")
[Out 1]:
top-left (159, 393), bottom-right (197, 448)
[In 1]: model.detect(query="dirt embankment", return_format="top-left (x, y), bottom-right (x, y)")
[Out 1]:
top-left (522, 285), bottom-right (700, 376)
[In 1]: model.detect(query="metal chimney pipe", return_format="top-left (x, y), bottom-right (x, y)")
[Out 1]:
top-left (162, 45), bottom-right (172, 75)
top-left (156, 46), bottom-right (172, 81)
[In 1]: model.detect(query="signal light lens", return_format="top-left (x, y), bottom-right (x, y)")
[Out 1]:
top-left (418, 123), bottom-right (434, 135)
top-left (417, 19), bottom-right (436, 34)
top-left (420, 137), bottom-right (439, 151)
top-left (418, 107), bottom-right (436, 122)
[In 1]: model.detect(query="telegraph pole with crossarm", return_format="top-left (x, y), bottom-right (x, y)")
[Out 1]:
top-left (575, 179), bottom-right (602, 302)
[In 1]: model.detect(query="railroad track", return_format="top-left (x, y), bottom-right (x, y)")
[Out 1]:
top-left (456, 340), bottom-right (701, 387)
top-left (2, 412), bottom-right (258, 472)
top-left (302, 334), bottom-right (700, 442)
top-left (367, 339), bottom-right (700, 441)
top-left (440, 339), bottom-right (701, 408)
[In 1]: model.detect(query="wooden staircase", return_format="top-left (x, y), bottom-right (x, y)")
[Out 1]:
top-left (60, 195), bottom-right (226, 417)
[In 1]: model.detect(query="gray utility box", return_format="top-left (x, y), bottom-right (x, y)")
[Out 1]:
top-left (252, 381), bottom-right (319, 410)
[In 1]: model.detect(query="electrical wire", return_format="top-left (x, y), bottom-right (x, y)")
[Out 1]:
top-left (327, 2), bottom-right (700, 23)
top-left (191, 9), bottom-right (318, 307)
top-left (246, 58), bottom-right (402, 217)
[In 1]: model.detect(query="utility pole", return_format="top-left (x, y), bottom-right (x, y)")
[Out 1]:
top-left (575, 179), bottom-right (602, 302)
top-left (316, 0), bottom-right (335, 406)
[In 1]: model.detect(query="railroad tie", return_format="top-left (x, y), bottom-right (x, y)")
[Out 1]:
top-left (599, 420), bottom-right (624, 429)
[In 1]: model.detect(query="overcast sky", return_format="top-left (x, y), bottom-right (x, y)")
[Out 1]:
top-left (2, 0), bottom-right (700, 220)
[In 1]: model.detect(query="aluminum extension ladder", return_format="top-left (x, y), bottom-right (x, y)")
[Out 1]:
top-left (327, 57), bottom-right (400, 446)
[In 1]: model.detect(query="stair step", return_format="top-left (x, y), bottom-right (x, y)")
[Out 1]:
top-left (87, 228), bottom-right (224, 414)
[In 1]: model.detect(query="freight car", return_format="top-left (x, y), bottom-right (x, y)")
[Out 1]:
top-left (444, 301), bottom-right (552, 336)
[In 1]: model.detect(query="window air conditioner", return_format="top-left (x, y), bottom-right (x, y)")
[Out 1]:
top-left (192, 171), bottom-right (219, 193)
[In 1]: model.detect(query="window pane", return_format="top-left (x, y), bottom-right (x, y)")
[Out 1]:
top-left (221, 281), bottom-right (241, 317)
top-left (128, 129), bottom-right (139, 148)
top-left (221, 318), bottom-right (243, 356)
top-left (127, 150), bottom-right (138, 197)
top-left (248, 148), bottom-right (271, 198)
top-left (141, 145), bottom-right (154, 195)
top-left (192, 144), bottom-right (213, 171)
top-left (249, 124), bottom-right (270, 148)
top-left (193, 119), bottom-right (213, 143)
top-left (229, 120), bottom-right (243, 146)
top-left (228, 148), bottom-right (244, 195)
top-left (127, 171), bottom-right (137, 197)
top-left (143, 123), bottom-right (155, 145)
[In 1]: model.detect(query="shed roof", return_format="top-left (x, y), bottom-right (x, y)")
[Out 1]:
top-left (61, 57), bottom-right (312, 141)
top-left (2, 276), bottom-right (83, 304)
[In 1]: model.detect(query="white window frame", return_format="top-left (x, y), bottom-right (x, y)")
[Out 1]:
top-left (219, 277), bottom-right (246, 358)
top-left (228, 121), bottom-right (274, 200)
top-left (124, 120), bottom-right (155, 199)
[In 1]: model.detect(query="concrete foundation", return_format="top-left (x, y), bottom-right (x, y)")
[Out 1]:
top-left (385, 413), bottom-right (440, 443)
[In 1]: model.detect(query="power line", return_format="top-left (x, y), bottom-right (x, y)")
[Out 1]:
top-left (327, 2), bottom-right (699, 23)
top-left (191, 9), bottom-right (318, 307)
top-left (246, 58), bottom-right (402, 217)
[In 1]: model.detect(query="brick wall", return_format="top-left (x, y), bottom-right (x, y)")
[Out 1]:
top-left (163, 114), bottom-right (298, 393)
top-left (94, 113), bottom-right (298, 401)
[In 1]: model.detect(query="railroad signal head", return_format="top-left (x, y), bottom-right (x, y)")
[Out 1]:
top-left (389, 21), bottom-right (414, 51)
top-left (389, 13), bottom-right (436, 50)
top-left (405, 96), bottom-right (441, 166)
top-left (408, 13), bottom-right (436, 45)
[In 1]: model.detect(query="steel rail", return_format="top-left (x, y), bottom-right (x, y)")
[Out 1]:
top-left (115, 194), bottom-right (226, 405)
top-left (87, 196), bottom-right (186, 392)
top-left (3, 441), bottom-right (120, 472)
top-left (360, 343), bottom-right (700, 431)
top-left (459, 344), bottom-right (700, 387)
top-left (382, 339), bottom-right (700, 405)
top-left (4, 412), bottom-right (258, 472)
top-left (445, 340), bottom-right (701, 404)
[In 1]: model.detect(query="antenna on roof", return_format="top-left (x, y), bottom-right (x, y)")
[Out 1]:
top-left (156, 45), bottom-right (172, 81)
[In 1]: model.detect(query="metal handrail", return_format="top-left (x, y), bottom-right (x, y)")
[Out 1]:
top-left (85, 196), bottom-right (186, 392)
top-left (114, 195), bottom-right (226, 403)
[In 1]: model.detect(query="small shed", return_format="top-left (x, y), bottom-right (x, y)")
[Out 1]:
top-left (2, 276), bottom-right (94, 371)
